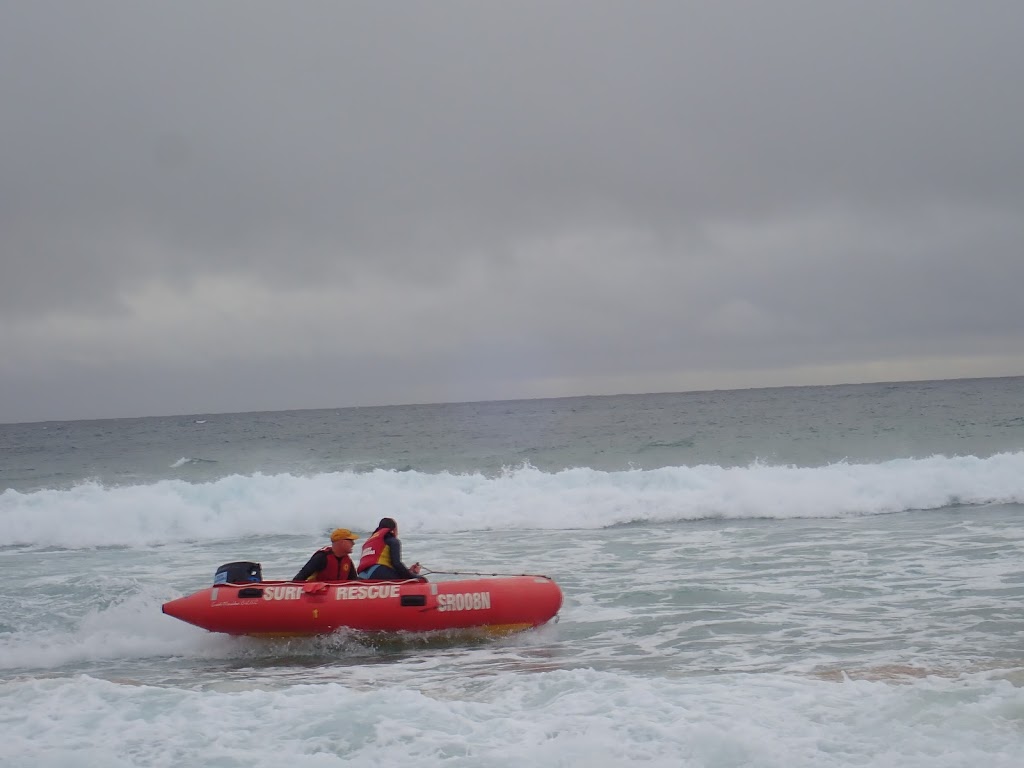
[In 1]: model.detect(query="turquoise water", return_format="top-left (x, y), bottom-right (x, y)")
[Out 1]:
top-left (2, 377), bottom-right (1024, 766)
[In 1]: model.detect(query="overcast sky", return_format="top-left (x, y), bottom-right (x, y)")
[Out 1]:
top-left (2, 2), bottom-right (1023, 423)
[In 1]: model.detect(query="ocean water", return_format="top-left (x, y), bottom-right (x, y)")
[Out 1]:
top-left (2, 377), bottom-right (1023, 767)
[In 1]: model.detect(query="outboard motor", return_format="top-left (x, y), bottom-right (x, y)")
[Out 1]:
top-left (214, 561), bottom-right (263, 585)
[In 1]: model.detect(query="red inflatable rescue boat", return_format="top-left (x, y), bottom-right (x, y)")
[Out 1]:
top-left (162, 563), bottom-right (562, 637)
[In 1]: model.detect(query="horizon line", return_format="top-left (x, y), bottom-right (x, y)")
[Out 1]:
top-left (3, 372), bottom-right (1020, 428)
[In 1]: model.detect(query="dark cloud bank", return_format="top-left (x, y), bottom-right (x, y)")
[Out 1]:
top-left (2, 2), bottom-right (1023, 422)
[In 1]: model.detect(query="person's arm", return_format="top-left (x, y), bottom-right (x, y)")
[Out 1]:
top-left (293, 550), bottom-right (327, 582)
top-left (386, 534), bottom-right (424, 580)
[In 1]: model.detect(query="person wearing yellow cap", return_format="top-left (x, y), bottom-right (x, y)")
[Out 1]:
top-left (292, 528), bottom-right (360, 582)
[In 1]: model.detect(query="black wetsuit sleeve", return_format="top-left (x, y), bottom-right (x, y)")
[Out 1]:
top-left (293, 550), bottom-right (327, 582)
top-left (385, 533), bottom-right (417, 579)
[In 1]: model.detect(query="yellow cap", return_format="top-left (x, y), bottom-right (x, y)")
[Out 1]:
top-left (330, 528), bottom-right (359, 542)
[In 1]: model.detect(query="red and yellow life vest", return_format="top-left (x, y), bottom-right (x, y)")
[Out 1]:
top-left (308, 546), bottom-right (356, 581)
top-left (358, 529), bottom-right (393, 573)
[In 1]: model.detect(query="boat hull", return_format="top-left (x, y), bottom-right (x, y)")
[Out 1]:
top-left (162, 576), bottom-right (562, 637)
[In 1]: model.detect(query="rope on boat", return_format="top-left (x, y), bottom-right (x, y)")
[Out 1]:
top-left (420, 566), bottom-right (552, 579)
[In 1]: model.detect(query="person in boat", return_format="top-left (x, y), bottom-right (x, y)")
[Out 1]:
top-left (293, 528), bottom-right (360, 582)
top-left (357, 517), bottom-right (425, 581)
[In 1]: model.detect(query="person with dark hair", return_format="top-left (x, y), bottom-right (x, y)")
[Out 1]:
top-left (357, 517), bottom-right (425, 581)
top-left (293, 528), bottom-right (360, 582)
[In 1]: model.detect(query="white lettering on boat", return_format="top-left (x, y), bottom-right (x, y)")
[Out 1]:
top-left (262, 586), bottom-right (303, 601)
top-left (259, 584), bottom-right (408, 601)
top-left (437, 591), bottom-right (491, 612)
top-left (334, 584), bottom-right (401, 600)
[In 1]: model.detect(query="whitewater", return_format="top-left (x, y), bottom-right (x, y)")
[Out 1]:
top-left (2, 377), bottom-right (1023, 767)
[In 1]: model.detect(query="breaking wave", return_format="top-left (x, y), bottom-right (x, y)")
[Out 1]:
top-left (3, 453), bottom-right (1024, 549)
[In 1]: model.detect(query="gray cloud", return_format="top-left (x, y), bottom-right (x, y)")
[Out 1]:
top-left (2, 2), bottom-right (1023, 421)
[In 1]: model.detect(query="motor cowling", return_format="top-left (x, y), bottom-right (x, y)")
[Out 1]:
top-left (214, 561), bottom-right (262, 585)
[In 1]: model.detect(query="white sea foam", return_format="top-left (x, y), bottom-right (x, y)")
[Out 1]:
top-left (2, 669), bottom-right (1022, 768)
top-left (3, 453), bottom-right (1024, 549)
top-left (0, 586), bottom-right (225, 671)
top-left (169, 456), bottom-right (215, 468)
